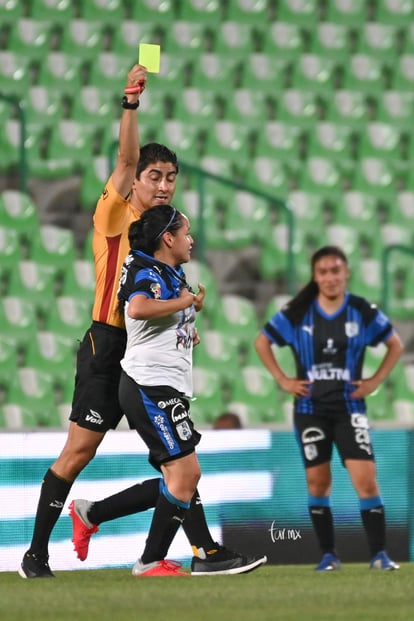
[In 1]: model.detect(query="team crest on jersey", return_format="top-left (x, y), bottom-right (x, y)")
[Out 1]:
top-left (150, 282), bottom-right (161, 299)
top-left (345, 321), bottom-right (359, 337)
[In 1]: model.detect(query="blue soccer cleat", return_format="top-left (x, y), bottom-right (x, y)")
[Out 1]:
top-left (315, 552), bottom-right (341, 571)
top-left (370, 551), bottom-right (400, 570)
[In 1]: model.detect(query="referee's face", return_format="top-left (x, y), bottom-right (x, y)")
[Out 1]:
top-left (132, 161), bottom-right (178, 211)
top-left (313, 255), bottom-right (349, 301)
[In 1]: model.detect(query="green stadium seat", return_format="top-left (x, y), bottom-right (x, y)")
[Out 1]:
top-left (262, 22), bottom-right (304, 59)
top-left (110, 19), bottom-right (161, 56)
top-left (0, 51), bottom-right (32, 97)
top-left (36, 52), bottom-right (87, 94)
top-left (365, 385), bottom-right (395, 421)
top-left (0, 296), bottom-right (39, 352)
top-left (25, 330), bottom-right (75, 386)
top-left (276, 0), bottom-right (319, 25)
top-left (276, 89), bottom-right (319, 128)
top-left (349, 258), bottom-right (382, 303)
top-left (392, 54), bottom-right (414, 91)
top-left (78, 0), bottom-right (125, 23)
top-left (46, 120), bottom-right (96, 172)
top-left (393, 191), bottom-right (414, 226)
top-left (310, 23), bottom-right (352, 62)
top-left (150, 53), bottom-right (193, 90)
top-left (159, 119), bottom-right (204, 162)
top-left (246, 157), bottom-right (290, 197)
top-left (357, 122), bottom-right (403, 160)
top-left (287, 190), bottom-right (325, 234)
top-left (227, 190), bottom-right (273, 245)
top-left (6, 367), bottom-right (62, 427)
top-left (376, 91), bottom-right (414, 128)
top-left (193, 329), bottom-right (242, 383)
top-left (2, 404), bottom-right (39, 429)
top-left (228, 365), bottom-right (284, 424)
top-left (0, 189), bottom-right (37, 239)
top-left (0, 119), bottom-right (23, 171)
top-left (28, 224), bottom-right (76, 273)
top-left (0, 0), bottom-right (22, 24)
top-left (224, 0), bottom-right (268, 22)
top-left (258, 223), bottom-right (307, 282)
top-left (184, 258), bottom-right (220, 318)
top-left (254, 122), bottom-right (302, 168)
top-left (177, 0), bottom-right (222, 24)
top-left (298, 156), bottom-right (343, 196)
top-left (402, 22), bottom-right (414, 54)
top-left (375, 0), bottom-right (414, 25)
top-left (324, 90), bottom-right (370, 128)
top-left (61, 259), bottom-right (95, 301)
top-left (189, 53), bottom-right (242, 90)
top-left (191, 366), bottom-right (226, 426)
top-left (128, 0), bottom-right (175, 22)
top-left (79, 155), bottom-right (108, 211)
top-left (167, 21), bottom-right (212, 55)
top-left (202, 120), bottom-right (252, 162)
top-left (356, 23), bottom-right (399, 65)
top-left (0, 335), bottom-right (18, 388)
top-left (7, 260), bottom-right (58, 316)
top-left (70, 86), bottom-right (114, 128)
top-left (213, 22), bottom-right (257, 55)
top-left (340, 190), bottom-right (379, 236)
top-left (210, 294), bottom-right (259, 349)
top-left (0, 226), bottom-right (21, 287)
top-left (351, 157), bottom-right (397, 199)
top-left (82, 228), bottom-right (94, 261)
top-left (59, 19), bottom-right (109, 59)
top-left (44, 295), bottom-right (91, 340)
top-left (174, 87), bottom-right (220, 123)
top-left (240, 55), bottom-right (291, 92)
top-left (305, 122), bottom-right (354, 174)
top-left (29, 0), bottom-right (74, 22)
top-left (224, 88), bottom-right (274, 123)
top-left (341, 54), bottom-right (385, 94)
top-left (324, 0), bottom-right (369, 24)
top-left (7, 19), bottom-right (53, 60)
top-left (261, 295), bottom-right (292, 322)
top-left (25, 86), bottom-right (64, 131)
top-left (290, 54), bottom-right (336, 93)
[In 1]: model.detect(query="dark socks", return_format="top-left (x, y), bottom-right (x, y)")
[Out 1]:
top-left (309, 505), bottom-right (336, 554)
top-left (361, 505), bottom-right (386, 557)
top-left (141, 493), bottom-right (187, 564)
top-left (182, 488), bottom-right (216, 554)
top-left (88, 478), bottom-right (161, 525)
top-left (29, 468), bottom-right (73, 557)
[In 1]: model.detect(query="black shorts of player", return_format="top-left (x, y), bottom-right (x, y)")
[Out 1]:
top-left (69, 321), bottom-right (127, 432)
top-left (294, 408), bottom-right (375, 469)
top-left (119, 370), bottom-right (202, 470)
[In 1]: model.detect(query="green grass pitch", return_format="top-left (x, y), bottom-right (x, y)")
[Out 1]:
top-left (1, 563), bottom-right (413, 621)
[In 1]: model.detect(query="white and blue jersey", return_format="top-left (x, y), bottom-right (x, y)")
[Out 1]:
top-left (263, 292), bottom-right (394, 415)
top-left (119, 250), bottom-right (196, 398)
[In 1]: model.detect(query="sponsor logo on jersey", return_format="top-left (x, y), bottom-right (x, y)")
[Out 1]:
top-left (158, 398), bottom-right (181, 409)
top-left (154, 414), bottom-right (175, 450)
top-left (345, 321), bottom-right (359, 337)
top-left (308, 364), bottom-right (350, 381)
top-left (85, 409), bottom-right (104, 425)
top-left (171, 403), bottom-right (189, 423)
top-left (322, 338), bottom-right (337, 354)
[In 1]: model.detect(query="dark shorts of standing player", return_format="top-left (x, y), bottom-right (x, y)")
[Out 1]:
top-left (69, 321), bottom-right (127, 432)
top-left (119, 370), bottom-right (201, 470)
top-left (294, 409), bottom-right (375, 469)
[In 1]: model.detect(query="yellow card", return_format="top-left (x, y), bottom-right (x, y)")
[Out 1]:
top-left (139, 44), bottom-right (161, 73)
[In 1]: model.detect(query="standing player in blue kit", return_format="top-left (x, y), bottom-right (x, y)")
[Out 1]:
top-left (255, 245), bottom-right (404, 571)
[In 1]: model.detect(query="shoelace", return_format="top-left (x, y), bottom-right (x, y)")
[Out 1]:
top-left (161, 560), bottom-right (184, 572)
